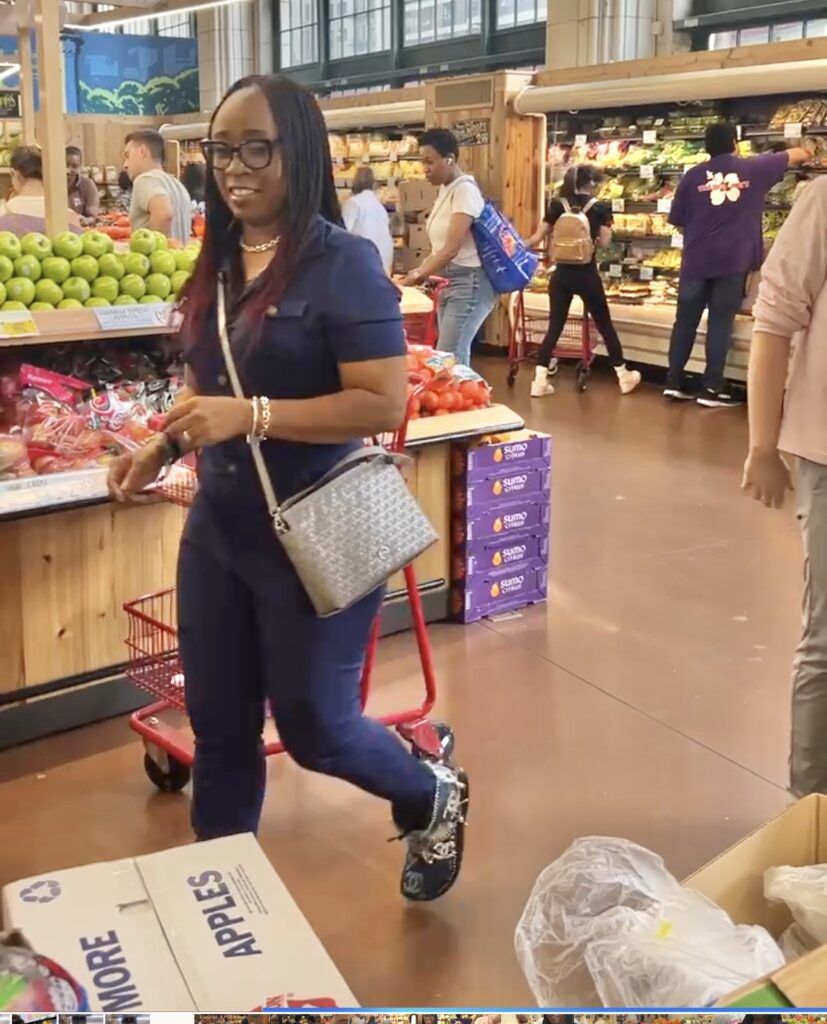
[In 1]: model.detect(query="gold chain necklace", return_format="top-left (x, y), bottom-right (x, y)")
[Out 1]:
top-left (239, 236), bottom-right (281, 254)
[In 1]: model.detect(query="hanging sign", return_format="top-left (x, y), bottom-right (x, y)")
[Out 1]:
top-left (0, 91), bottom-right (20, 119)
top-left (451, 119), bottom-right (490, 146)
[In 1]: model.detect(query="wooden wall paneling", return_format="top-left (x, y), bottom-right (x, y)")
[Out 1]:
top-left (19, 506), bottom-right (98, 687)
top-left (0, 522), bottom-right (25, 692)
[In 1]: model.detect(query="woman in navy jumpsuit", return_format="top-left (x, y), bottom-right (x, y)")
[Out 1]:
top-left (108, 74), bottom-right (469, 903)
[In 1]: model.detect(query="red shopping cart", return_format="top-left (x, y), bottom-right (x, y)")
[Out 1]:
top-left (123, 391), bottom-right (451, 792)
top-left (507, 288), bottom-right (599, 392)
top-left (402, 277), bottom-right (448, 348)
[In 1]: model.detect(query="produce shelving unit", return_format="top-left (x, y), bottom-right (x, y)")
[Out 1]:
top-left (515, 51), bottom-right (827, 379)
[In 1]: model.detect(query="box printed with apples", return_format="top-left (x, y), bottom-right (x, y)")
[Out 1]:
top-left (0, 227), bottom-right (199, 311)
top-left (0, 227), bottom-right (195, 483)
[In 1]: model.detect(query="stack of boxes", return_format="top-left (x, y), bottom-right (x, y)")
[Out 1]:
top-left (395, 180), bottom-right (438, 275)
top-left (450, 430), bottom-right (552, 623)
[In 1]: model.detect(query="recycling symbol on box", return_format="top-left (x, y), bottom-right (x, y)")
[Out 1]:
top-left (20, 879), bottom-right (62, 904)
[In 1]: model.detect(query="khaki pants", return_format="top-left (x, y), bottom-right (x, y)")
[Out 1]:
top-left (791, 457), bottom-right (827, 796)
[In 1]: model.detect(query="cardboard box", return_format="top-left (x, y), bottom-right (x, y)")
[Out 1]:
top-left (454, 430), bottom-right (553, 480)
top-left (407, 223), bottom-right (429, 251)
top-left (685, 794), bottom-right (827, 1007)
top-left (394, 247), bottom-right (427, 274)
top-left (451, 559), bottom-right (548, 623)
top-left (454, 466), bottom-right (551, 512)
top-left (453, 530), bottom-right (549, 581)
top-left (2, 834), bottom-right (357, 1011)
top-left (398, 180), bottom-right (438, 213)
top-left (454, 496), bottom-right (551, 545)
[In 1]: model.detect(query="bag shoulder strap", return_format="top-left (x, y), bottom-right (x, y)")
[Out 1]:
top-left (582, 198), bottom-right (598, 214)
top-left (560, 198), bottom-right (571, 213)
top-left (217, 280), bottom-right (283, 521)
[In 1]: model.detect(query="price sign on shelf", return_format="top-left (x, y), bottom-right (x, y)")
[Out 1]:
top-left (657, 197), bottom-right (672, 214)
top-left (612, 198), bottom-right (625, 213)
top-left (574, 134), bottom-right (587, 147)
top-left (672, 234), bottom-right (684, 250)
top-left (643, 130), bottom-right (658, 145)
top-left (640, 165), bottom-right (654, 180)
top-left (93, 303), bottom-right (173, 332)
top-left (640, 266), bottom-right (654, 282)
top-left (0, 309), bottom-right (39, 339)
top-left (609, 264), bottom-right (623, 279)
top-left (785, 122), bottom-right (803, 139)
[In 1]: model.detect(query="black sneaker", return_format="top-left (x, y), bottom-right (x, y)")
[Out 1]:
top-left (400, 760), bottom-right (469, 902)
top-left (664, 385), bottom-right (696, 401)
top-left (696, 388), bottom-right (744, 408)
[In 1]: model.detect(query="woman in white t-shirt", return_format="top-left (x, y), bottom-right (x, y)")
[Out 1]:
top-left (403, 128), bottom-right (496, 365)
top-left (342, 166), bottom-right (393, 273)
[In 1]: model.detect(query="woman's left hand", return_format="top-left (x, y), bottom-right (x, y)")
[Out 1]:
top-left (164, 396), bottom-right (253, 447)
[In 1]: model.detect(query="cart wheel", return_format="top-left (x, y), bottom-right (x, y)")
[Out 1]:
top-left (576, 364), bottom-right (590, 392)
top-left (413, 721), bottom-right (455, 762)
top-left (144, 751), bottom-right (191, 793)
top-left (506, 367), bottom-right (518, 387)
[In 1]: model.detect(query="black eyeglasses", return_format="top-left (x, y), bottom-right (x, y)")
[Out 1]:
top-left (200, 137), bottom-right (283, 171)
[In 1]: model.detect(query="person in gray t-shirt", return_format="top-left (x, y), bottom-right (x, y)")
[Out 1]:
top-left (123, 128), bottom-right (192, 244)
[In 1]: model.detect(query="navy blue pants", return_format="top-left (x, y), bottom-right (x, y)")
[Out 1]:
top-left (177, 496), bottom-right (437, 839)
top-left (667, 273), bottom-right (747, 392)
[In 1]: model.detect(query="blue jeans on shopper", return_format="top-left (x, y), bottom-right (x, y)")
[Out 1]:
top-left (667, 273), bottom-right (747, 392)
top-left (437, 262), bottom-right (497, 366)
top-left (177, 495), bottom-right (437, 840)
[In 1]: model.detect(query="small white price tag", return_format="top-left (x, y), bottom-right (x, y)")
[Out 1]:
top-left (335, 156), bottom-right (344, 167)
top-left (574, 134), bottom-right (587, 146)
top-left (657, 197), bottom-right (672, 214)
top-left (785, 122), bottom-right (803, 139)
top-left (671, 234), bottom-right (684, 250)
top-left (93, 303), bottom-right (173, 331)
top-left (640, 266), bottom-right (654, 281)
top-left (643, 130), bottom-right (658, 145)
top-left (640, 165), bottom-right (654, 180)
top-left (609, 264), bottom-right (622, 278)
top-left (612, 198), bottom-right (625, 213)
top-left (362, 154), bottom-right (371, 164)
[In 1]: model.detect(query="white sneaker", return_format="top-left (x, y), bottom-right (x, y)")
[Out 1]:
top-left (531, 366), bottom-right (555, 398)
top-left (615, 366), bottom-right (642, 395)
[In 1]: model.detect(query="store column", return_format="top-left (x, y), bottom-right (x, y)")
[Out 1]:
top-left (197, 0), bottom-right (258, 110)
top-left (546, 0), bottom-right (683, 68)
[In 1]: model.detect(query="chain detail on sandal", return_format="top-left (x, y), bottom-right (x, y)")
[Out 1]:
top-left (399, 760), bottom-right (469, 902)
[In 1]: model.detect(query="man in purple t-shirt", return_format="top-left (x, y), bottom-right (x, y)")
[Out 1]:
top-left (665, 123), bottom-right (810, 407)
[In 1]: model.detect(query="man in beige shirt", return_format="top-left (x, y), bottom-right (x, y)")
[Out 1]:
top-left (122, 128), bottom-right (192, 245)
top-left (743, 173), bottom-right (827, 799)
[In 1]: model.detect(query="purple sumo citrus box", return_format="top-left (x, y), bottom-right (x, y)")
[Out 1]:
top-left (453, 531), bottom-right (549, 580)
top-left (452, 431), bottom-right (552, 481)
top-left (451, 559), bottom-right (548, 623)
top-left (458, 466), bottom-right (551, 511)
top-left (454, 497), bottom-right (551, 546)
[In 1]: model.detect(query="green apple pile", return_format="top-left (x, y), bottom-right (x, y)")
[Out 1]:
top-left (0, 228), bottom-right (201, 312)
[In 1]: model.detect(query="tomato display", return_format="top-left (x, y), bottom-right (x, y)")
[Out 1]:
top-left (407, 345), bottom-right (492, 420)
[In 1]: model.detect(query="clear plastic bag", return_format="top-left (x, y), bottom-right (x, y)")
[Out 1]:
top-left (515, 837), bottom-right (784, 1008)
top-left (765, 863), bottom-right (827, 946)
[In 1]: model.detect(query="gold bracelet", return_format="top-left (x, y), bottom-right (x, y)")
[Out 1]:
top-left (257, 396), bottom-right (271, 440)
top-left (247, 397), bottom-right (261, 444)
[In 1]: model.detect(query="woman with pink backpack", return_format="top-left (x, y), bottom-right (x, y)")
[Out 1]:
top-left (526, 164), bottom-right (640, 397)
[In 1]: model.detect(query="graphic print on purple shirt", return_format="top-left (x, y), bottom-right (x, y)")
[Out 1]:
top-left (669, 152), bottom-right (789, 281)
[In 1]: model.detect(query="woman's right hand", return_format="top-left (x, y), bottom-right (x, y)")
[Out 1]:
top-left (107, 439), bottom-right (167, 502)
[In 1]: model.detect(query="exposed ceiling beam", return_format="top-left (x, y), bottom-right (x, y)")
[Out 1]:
top-left (70, 0), bottom-right (248, 27)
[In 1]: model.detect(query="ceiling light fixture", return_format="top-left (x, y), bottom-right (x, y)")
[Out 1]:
top-left (64, 0), bottom-right (251, 32)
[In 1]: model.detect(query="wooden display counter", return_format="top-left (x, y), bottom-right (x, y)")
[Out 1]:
top-left (0, 272), bottom-right (522, 745)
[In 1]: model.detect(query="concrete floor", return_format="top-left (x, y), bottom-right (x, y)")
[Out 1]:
top-left (0, 361), bottom-right (803, 1007)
